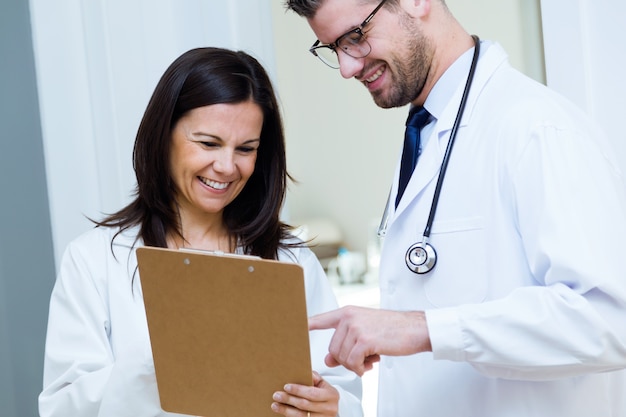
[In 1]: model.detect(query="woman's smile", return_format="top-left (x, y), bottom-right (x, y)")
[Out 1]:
top-left (198, 176), bottom-right (230, 191)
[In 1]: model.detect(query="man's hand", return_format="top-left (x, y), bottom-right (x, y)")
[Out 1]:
top-left (308, 306), bottom-right (432, 376)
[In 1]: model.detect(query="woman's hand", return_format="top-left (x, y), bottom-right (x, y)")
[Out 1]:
top-left (271, 371), bottom-right (339, 417)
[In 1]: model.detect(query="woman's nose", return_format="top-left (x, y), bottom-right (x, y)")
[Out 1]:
top-left (213, 150), bottom-right (236, 174)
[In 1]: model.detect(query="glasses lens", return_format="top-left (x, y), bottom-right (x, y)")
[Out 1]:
top-left (337, 30), bottom-right (371, 59)
top-left (313, 47), bottom-right (340, 69)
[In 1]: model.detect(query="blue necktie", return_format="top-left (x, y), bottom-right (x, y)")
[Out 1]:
top-left (396, 106), bottom-right (431, 208)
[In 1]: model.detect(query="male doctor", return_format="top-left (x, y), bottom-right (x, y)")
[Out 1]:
top-left (283, 0), bottom-right (626, 416)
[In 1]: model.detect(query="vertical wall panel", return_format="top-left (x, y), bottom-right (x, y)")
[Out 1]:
top-left (0, 0), bottom-right (56, 416)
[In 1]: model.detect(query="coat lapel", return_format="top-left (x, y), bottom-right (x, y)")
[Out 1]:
top-left (391, 41), bottom-right (507, 220)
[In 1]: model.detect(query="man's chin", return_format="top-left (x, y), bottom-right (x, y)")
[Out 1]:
top-left (371, 92), bottom-right (409, 109)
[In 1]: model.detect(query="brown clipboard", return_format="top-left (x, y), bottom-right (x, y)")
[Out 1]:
top-left (136, 246), bottom-right (313, 417)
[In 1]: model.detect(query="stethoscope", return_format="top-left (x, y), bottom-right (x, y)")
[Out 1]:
top-left (377, 35), bottom-right (480, 274)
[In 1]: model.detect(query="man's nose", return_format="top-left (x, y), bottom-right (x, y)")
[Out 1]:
top-left (338, 52), bottom-right (365, 79)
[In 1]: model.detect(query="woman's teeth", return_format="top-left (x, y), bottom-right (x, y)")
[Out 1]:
top-left (200, 177), bottom-right (229, 190)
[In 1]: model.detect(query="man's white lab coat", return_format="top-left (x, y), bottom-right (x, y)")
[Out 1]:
top-left (377, 41), bottom-right (626, 417)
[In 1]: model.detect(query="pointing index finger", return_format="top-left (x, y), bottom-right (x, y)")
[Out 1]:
top-left (308, 308), bottom-right (343, 331)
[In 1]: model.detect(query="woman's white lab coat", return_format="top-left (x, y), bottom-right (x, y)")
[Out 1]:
top-left (39, 226), bottom-right (362, 417)
top-left (377, 41), bottom-right (626, 416)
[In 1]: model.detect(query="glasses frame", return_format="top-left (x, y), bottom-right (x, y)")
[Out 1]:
top-left (309, 0), bottom-right (388, 69)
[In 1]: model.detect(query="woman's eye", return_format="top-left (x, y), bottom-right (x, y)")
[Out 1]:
top-left (200, 141), bottom-right (219, 148)
top-left (237, 146), bottom-right (257, 154)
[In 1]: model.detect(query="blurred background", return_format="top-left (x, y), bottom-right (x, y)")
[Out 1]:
top-left (1, 1), bottom-right (624, 416)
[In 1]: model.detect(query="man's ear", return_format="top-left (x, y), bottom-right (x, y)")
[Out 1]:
top-left (399, 0), bottom-right (431, 19)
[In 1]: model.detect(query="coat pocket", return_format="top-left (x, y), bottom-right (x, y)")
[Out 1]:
top-left (423, 216), bottom-right (488, 307)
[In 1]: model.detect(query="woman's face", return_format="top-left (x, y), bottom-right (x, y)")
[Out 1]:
top-left (169, 100), bottom-right (263, 219)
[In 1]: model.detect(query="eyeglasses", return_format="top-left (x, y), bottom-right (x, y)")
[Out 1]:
top-left (309, 0), bottom-right (388, 69)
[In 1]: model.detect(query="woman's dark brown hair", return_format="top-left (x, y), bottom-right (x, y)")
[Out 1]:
top-left (96, 47), bottom-right (294, 260)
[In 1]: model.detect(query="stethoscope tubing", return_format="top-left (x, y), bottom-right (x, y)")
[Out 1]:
top-left (377, 35), bottom-right (481, 274)
top-left (422, 35), bottom-right (480, 239)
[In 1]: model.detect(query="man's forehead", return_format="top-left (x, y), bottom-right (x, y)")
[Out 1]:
top-left (308, 0), bottom-right (371, 42)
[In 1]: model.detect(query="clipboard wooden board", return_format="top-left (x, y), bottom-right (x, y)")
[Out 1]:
top-left (136, 246), bottom-right (313, 417)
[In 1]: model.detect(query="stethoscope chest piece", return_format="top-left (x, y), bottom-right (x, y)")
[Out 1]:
top-left (405, 241), bottom-right (437, 274)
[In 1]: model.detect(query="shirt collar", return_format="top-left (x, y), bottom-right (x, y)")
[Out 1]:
top-left (424, 42), bottom-right (480, 121)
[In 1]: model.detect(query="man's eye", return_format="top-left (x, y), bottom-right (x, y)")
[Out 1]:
top-left (344, 31), bottom-right (364, 45)
top-left (338, 32), bottom-right (364, 52)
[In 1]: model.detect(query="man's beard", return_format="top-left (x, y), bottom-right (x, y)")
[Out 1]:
top-left (370, 30), bottom-right (431, 109)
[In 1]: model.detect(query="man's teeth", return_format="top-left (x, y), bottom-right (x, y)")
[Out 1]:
top-left (366, 67), bottom-right (384, 83)
top-left (200, 177), bottom-right (229, 190)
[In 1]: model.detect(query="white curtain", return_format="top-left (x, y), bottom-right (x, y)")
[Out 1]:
top-left (29, 0), bottom-right (276, 267)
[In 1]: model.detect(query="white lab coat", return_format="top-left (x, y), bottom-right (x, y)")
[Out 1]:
top-left (378, 41), bottom-right (626, 416)
top-left (39, 225), bottom-right (362, 417)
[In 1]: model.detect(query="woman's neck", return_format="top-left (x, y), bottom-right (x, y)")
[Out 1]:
top-left (167, 208), bottom-right (234, 253)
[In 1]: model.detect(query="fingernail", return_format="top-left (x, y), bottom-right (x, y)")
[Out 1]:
top-left (273, 392), bottom-right (281, 401)
top-left (284, 384), bottom-right (292, 392)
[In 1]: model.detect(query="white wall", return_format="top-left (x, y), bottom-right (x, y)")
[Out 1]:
top-left (446, 0), bottom-right (545, 84)
top-left (29, 0), bottom-right (276, 267)
top-left (271, 0), bottom-right (545, 255)
top-left (541, 0), bottom-right (626, 179)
